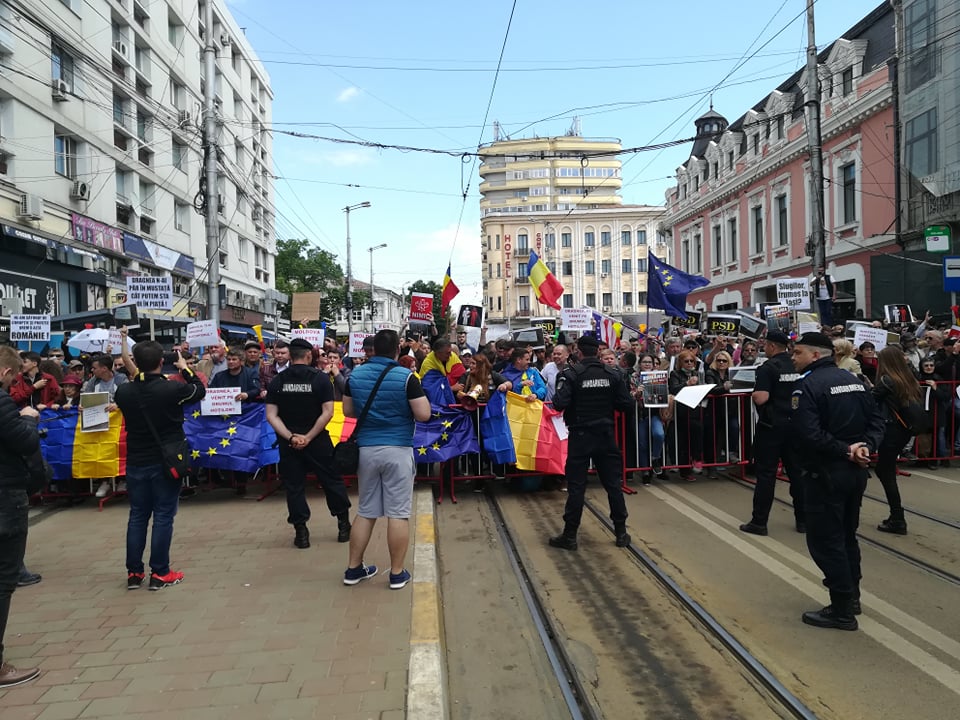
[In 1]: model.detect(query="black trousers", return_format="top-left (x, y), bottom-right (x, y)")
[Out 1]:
top-left (877, 423), bottom-right (910, 514)
top-left (278, 437), bottom-right (351, 526)
top-left (751, 424), bottom-right (803, 525)
top-left (562, 426), bottom-right (627, 533)
top-left (804, 465), bottom-right (867, 594)
top-left (0, 488), bottom-right (29, 665)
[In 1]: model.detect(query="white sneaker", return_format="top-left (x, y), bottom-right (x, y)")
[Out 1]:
top-left (95, 481), bottom-right (111, 498)
top-left (116, 481), bottom-right (127, 493)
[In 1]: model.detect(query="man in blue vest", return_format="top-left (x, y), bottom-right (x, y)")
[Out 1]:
top-left (341, 330), bottom-right (431, 589)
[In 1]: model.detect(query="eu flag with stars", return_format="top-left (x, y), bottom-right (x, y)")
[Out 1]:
top-left (413, 406), bottom-right (480, 463)
top-left (183, 403), bottom-right (279, 473)
top-left (647, 250), bottom-right (709, 319)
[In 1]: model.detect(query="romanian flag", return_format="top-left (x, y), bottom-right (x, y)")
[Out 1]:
top-left (40, 408), bottom-right (128, 481)
top-left (504, 392), bottom-right (568, 475)
top-left (413, 407), bottom-right (480, 462)
top-left (328, 402), bottom-right (357, 443)
top-left (183, 403), bottom-right (279, 473)
top-left (527, 251), bottom-right (563, 310)
top-left (441, 263), bottom-right (459, 313)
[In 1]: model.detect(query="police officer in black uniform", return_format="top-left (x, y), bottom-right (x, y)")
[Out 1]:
top-left (790, 332), bottom-right (884, 631)
top-left (549, 334), bottom-right (634, 550)
top-left (265, 338), bottom-right (351, 549)
top-left (740, 331), bottom-right (804, 536)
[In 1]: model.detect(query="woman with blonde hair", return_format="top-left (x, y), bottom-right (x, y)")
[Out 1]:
top-left (833, 339), bottom-right (862, 375)
top-left (872, 346), bottom-right (923, 534)
top-left (703, 351), bottom-right (738, 476)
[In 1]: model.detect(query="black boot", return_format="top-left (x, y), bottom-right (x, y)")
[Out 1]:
top-left (337, 513), bottom-right (351, 543)
top-left (614, 525), bottom-right (631, 547)
top-left (548, 530), bottom-right (578, 551)
top-left (878, 508), bottom-right (907, 535)
top-left (802, 591), bottom-right (858, 630)
top-left (852, 586), bottom-right (862, 616)
top-left (293, 523), bottom-right (310, 549)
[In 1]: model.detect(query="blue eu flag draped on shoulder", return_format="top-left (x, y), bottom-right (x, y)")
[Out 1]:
top-left (647, 250), bottom-right (709, 319)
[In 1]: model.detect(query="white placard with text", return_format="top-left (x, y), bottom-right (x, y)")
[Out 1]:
top-left (200, 387), bottom-right (242, 416)
top-left (349, 332), bottom-right (372, 358)
top-left (291, 327), bottom-right (325, 347)
top-left (10, 314), bottom-right (51, 342)
top-left (560, 307), bottom-right (592, 331)
top-left (126, 276), bottom-right (173, 311)
top-left (186, 320), bottom-right (221, 349)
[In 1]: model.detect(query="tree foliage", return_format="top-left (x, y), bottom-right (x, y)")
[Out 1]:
top-left (274, 238), bottom-right (346, 322)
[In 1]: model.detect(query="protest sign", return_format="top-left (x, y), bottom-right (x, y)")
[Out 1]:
top-left (10, 314), bottom-right (51, 342)
top-left (457, 305), bottom-right (484, 328)
top-left (409, 292), bottom-right (434, 323)
top-left (560, 307), bottom-right (592, 331)
top-left (883, 304), bottom-right (913, 324)
top-left (291, 327), bottom-right (325, 347)
top-left (705, 314), bottom-right (740, 336)
top-left (126, 276), bottom-right (173, 311)
top-left (675, 384), bottom-right (716, 409)
top-left (639, 371), bottom-right (669, 407)
top-left (290, 292), bottom-right (322, 322)
top-left (186, 320), bottom-right (221, 349)
top-left (672, 311), bottom-right (702, 329)
top-left (349, 332), bottom-right (372, 357)
top-left (735, 312), bottom-right (765, 340)
top-left (764, 305), bottom-right (792, 334)
top-left (853, 325), bottom-right (890, 351)
top-left (729, 366), bottom-right (758, 393)
top-left (776, 278), bottom-right (811, 309)
top-left (107, 329), bottom-right (135, 353)
top-left (111, 302), bottom-right (139, 330)
top-left (532, 316), bottom-right (557, 339)
top-left (201, 387), bottom-right (242, 416)
top-left (797, 311), bottom-right (820, 335)
top-left (80, 392), bottom-right (110, 433)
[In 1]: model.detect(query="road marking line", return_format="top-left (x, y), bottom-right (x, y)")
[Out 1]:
top-left (899, 468), bottom-right (960, 485)
top-left (648, 485), bottom-right (960, 696)
top-left (407, 488), bottom-right (447, 720)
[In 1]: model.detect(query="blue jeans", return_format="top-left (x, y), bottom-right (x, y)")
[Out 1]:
top-left (817, 299), bottom-right (833, 327)
top-left (125, 464), bottom-right (181, 576)
top-left (637, 413), bottom-right (665, 468)
top-left (0, 488), bottom-right (29, 664)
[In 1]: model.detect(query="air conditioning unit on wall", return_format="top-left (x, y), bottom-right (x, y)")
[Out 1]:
top-left (17, 193), bottom-right (44, 220)
top-left (70, 180), bottom-right (90, 201)
top-left (51, 79), bottom-right (70, 101)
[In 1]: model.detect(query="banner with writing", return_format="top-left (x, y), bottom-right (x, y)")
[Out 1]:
top-left (201, 387), bottom-right (242, 416)
top-left (560, 307), bottom-right (592, 331)
top-left (126, 276), bottom-right (173, 311)
top-left (776, 278), bottom-right (811, 309)
top-left (186, 320), bottom-right (221, 349)
top-left (349, 332), bottom-right (372, 357)
top-left (10, 314), bottom-right (51, 341)
top-left (291, 327), bottom-right (325, 346)
top-left (705, 314), bottom-right (740, 336)
top-left (409, 292), bottom-right (434, 323)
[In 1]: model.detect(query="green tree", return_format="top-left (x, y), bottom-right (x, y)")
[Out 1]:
top-left (408, 279), bottom-right (450, 332)
top-left (274, 238), bottom-right (346, 322)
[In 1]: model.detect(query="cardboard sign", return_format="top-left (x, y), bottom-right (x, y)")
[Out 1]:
top-left (672, 311), bottom-right (702, 329)
top-left (80, 392), bottom-right (110, 433)
top-left (126, 276), bottom-right (173, 311)
top-left (705, 314), bottom-right (740, 337)
top-left (409, 292), bottom-right (434, 323)
top-left (735, 312), bottom-right (766, 340)
top-left (797, 311), bottom-right (820, 335)
top-left (639, 371), bottom-right (669, 408)
top-left (290, 292), bottom-right (322, 322)
top-left (349, 332), bottom-right (372, 357)
top-left (111, 302), bottom-right (140, 330)
top-left (291, 327), bottom-right (325, 347)
top-left (201, 387), bottom-right (242, 416)
top-left (776, 278), bottom-right (811, 309)
top-left (560, 307), bottom-right (592, 331)
top-left (10, 313), bottom-right (51, 341)
top-left (765, 305), bottom-right (792, 334)
top-left (186, 320), bottom-right (221, 349)
top-left (853, 325), bottom-right (890, 351)
top-left (457, 304), bottom-right (484, 328)
top-left (883, 304), bottom-right (913, 324)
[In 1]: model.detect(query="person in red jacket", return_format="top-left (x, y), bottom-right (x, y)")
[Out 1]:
top-left (9, 352), bottom-right (60, 410)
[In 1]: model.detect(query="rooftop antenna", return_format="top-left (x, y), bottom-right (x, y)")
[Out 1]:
top-left (493, 120), bottom-right (502, 142)
top-left (566, 116), bottom-right (581, 137)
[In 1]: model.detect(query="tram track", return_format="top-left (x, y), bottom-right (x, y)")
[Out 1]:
top-left (487, 488), bottom-right (816, 720)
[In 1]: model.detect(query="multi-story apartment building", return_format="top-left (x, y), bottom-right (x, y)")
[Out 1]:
top-left (662, 3), bottom-right (898, 320)
top-left (346, 280), bottom-right (406, 334)
top-left (479, 134), bottom-right (665, 326)
top-left (0, 0), bottom-right (275, 339)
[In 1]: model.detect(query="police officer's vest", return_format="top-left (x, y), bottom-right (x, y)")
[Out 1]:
top-left (561, 359), bottom-right (620, 429)
top-left (763, 352), bottom-right (801, 425)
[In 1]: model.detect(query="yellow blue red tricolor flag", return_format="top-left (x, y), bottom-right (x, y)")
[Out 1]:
top-left (527, 251), bottom-right (564, 310)
top-left (441, 263), bottom-right (459, 313)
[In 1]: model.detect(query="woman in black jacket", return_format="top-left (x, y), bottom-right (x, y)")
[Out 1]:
top-left (703, 351), bottom-right (738, 477)
top-left (668, 350), bottom-right (703, 479)
top-left (872, 347), bottom-right (922, 534)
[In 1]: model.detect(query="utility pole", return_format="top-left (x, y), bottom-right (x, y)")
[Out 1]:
top-left (805, 0), bottom-right (826, 273)
top-left (203, 0), bottom-right (220, 324)
top-left (343, 202), bottom-right (371, 335)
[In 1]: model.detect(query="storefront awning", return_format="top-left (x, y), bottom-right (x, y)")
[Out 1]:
top-left (219, 323), bottom-right (257, 338)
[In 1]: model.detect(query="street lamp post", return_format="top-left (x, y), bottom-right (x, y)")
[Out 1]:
top-left (368, 243), bottom-right (387, 332)
top-left (344, 201), bottom-right (371, 334)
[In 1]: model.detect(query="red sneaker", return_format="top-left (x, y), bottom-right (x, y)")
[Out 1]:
top-left (127, 572), bottom-right (145, 590)
top-left (148, 570), bottom-right (184, 591)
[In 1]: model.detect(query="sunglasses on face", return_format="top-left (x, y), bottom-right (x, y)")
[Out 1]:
top-left (716, 359), bottom-right (729, 363)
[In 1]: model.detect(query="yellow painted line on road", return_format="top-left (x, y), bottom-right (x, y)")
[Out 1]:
top-left (407, 488), bottom-right (446, 720)
top-left (649, 484), bottom-right (960, 697)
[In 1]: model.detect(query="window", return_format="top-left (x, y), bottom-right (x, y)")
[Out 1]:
top-left (547, 261), bottom-right (556, 275)
top-left (518, 295), bottom-right (530, 312)
top-left (681, 239), bottom-right (690, 272)
top-left (562, 294), bottom-right (573, 309)
top-left (54, 134), bottom-right (76, 178)
top-left (562, 261), bottom-right (572, 276)
top-left (170, 82), bottom-right (186, 110)
top-left (637, 230), bottom-right (647, 245)
top-left (694, 233), bottom-right (702, 274)
top-left (585, 293), bottom-right (596, 307)
top-left (496, 263), bottom-right (501, 278)
top-left (776, 117), bottom-right (784, 140)
top-left (712, 224), bottom-right (722, 265)
top-left (584, 231), bottom-right (595, 247)
top-left (727, 218), bottom-right (738, 262)
top-left (602, 293), bottom-right (612, 307)
top-left (904, 0), bottom-right (939, 91)
top-left (139, 217), bottom-right (153, 236)
top-left (622, 259), bottom-right (632, 273)
top-left (495, 235), bottom-right (500, 249)
top-left (600, 231), bottom-right (611, 246)
top-left (752, 135), bottom-right (760, 154)
top-left (600, 260), bottom-right (610, 275)
top-left (517, 233), bottom-right (528, 252)
top-left (585, 260), bottom-right (595, 275)
top-left (545, 233), bottom-right (555, 248)
top-left (752, 206), bottom-right (764, 254)
top-left (638, 291), bottom-right (647, 305)
top-left (622, 292), bottom-right (632, 307)
top-left (232, 49), bottom-right (241, 73)
top-left (638, 258), bottom-right (647, 272)
top-left (175, 203), bottom-right (189, 232)
top-left (561, 232), bottom-right (571, 248)
top-left (906, 108), bottom-right (937, 178)
top-left (51, 41), bottom-right (75, 85)
top-left (517, 262), bottom-right (529, 279)
top-left (727, 150), bottom-right (735, 169)
top-left (776, 195), bottom-right (788, 247)
top-left (621, 230), bottom-right (631, 245)
top-left (168, 16), bottom-right (184, 47)
top-left (841, 163), bottom-right (856, 224)
top-left (841, 67), bottom-right (854, 96)
top-left (172, 141), bottom-right (186, 171)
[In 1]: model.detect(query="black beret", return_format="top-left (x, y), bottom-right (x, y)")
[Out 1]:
top-left (765, 330), bottom-right (790, 346)
top-left (796, 332), bottom-right (834, 350)
top-left (577, 334), bottom-right (599, 350)
top-left (288, 338), bottom-right (313, 351)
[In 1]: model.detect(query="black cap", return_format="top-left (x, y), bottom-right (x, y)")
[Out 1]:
top-left (577, 334), bottom-right (599, 350)
top-left (288, 338), bottom-right (313, 351)
top-left (795, 332), bottom-right (834, 350)
top-left (765, 330), bottom-right (790, 346)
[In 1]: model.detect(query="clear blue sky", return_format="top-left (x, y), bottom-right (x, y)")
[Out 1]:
top-left (224, 0), bottom-right (885, 305)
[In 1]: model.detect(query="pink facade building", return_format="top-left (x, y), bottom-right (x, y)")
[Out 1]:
top-left (662, 4), bottom-right (897, 321)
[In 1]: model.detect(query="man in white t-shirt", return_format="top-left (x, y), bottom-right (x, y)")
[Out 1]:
top-left (810, 269), bottom-right (836, 326)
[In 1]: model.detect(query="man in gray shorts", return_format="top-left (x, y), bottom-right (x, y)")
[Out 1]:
top-left (342, 330), bottom-right (431, 589)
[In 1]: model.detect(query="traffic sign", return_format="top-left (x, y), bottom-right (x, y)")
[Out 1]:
top-left (926, 225), bottom-right (951, 253)
top-left (942, 256), bottom-right (960, 292)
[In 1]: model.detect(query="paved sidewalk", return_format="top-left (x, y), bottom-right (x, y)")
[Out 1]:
top-left (1, 488), bottom-right (422, 720)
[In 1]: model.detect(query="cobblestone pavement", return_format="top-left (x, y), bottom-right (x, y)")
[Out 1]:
top-left (2, 489), bottom-right (416, 720)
